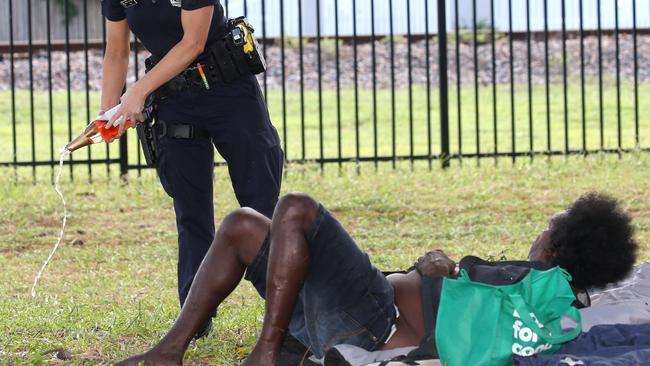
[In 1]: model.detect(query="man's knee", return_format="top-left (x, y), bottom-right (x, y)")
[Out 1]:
top-left (219, 208), bottom-right (270, 243)
top-left (273, 193), bottom-right (320, 230)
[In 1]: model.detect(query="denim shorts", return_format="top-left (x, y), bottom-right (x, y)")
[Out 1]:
top-left (244, 205), bottom-right (396, 359)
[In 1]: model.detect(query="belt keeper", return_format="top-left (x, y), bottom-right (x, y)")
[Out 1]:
top-left (171, 124), bottom-right (194, 139)
top-left (157, 120), bottom-right (167, 139)
top-left (158, 123), bottom-right (194, 139)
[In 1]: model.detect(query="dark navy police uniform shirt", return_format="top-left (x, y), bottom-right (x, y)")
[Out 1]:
top-left (101, 0), bottom-right (227, 61)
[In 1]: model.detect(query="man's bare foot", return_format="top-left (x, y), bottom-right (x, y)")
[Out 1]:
top-left (113, 348), bottom-right (183, 366)
top-left (239, 344), bottom-right (279, 366)
top-left (113, 352), bottom-right (148, 366)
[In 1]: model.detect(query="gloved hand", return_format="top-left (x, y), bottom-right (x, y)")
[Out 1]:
top-left (105, 86), bottom-right (146, 140)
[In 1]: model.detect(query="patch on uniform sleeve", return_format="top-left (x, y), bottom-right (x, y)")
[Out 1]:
top-left (170, 0), bottom-right (181, 7)
top-left (120, 0), bottom-right (138, 7)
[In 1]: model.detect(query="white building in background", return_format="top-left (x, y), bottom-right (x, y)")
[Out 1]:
top-left (1, 0), bottom-right (648, 43)
top-left (231, 0), bottom-right (648, 38)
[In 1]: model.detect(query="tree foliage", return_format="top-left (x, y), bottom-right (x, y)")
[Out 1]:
top-left (54, 0), bottom-right (79, 23)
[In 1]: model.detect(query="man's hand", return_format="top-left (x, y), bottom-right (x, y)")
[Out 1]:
top-left (415, 249), bottom-right (456, 277)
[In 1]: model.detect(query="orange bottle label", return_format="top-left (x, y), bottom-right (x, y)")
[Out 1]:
top-left (95, 119), bottom-right (134, 141)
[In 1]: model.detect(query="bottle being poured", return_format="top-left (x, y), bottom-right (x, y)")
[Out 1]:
top-left (65, 103), bottom-right (151, 152)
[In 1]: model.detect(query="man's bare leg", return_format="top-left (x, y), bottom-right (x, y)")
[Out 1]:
top-left (114, 208), bottom-right (270, 366)
top-left (241, 193), bottom-right (319, 366)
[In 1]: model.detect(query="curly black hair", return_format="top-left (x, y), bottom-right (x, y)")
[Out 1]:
top-left (549, 193), bottom-right (638, 289)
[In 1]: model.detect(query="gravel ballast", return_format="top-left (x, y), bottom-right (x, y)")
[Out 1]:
top-left (1, 34), bottom-right (648, 92)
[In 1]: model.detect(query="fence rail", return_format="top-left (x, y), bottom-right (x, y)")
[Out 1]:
top-left (1, 0), bottom-right (649, 181)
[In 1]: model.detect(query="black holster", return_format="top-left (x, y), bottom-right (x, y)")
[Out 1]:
top-left (136, 95), bottom-right (158, 167)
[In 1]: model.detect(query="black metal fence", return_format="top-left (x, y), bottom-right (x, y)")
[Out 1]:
top-left (1, 0), bottom-right (649, 181)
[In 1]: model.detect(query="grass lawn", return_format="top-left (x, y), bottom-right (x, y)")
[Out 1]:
top-left (1, 79), bottom-right (650, 364)
top-left (1, 154), bottom-right (650, 365)
top-left (1, 80), bottom-right (649, 181)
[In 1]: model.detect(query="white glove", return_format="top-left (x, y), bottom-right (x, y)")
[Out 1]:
top-left (101, 104), bottom-right (126, 127)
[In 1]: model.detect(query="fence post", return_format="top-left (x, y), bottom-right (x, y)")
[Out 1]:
top-left (119, 134), bottom-right (128, 178)
top-left (438, 0), bottom-right (450, 168)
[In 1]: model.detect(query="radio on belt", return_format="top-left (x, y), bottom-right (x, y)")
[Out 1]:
top-left (227, 16), bottom-right (266, 75)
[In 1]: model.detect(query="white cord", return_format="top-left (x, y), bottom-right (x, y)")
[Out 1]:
top-left (31, 147), bottom-right (70, 298)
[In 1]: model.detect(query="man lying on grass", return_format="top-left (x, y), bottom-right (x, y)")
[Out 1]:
top-left (116, 192), bottom-right (637, 366)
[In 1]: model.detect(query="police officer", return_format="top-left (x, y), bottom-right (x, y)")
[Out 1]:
top-left (100, 0), bottom-right (283, 336)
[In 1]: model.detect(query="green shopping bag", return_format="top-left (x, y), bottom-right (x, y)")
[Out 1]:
top-left (435, 266), bottom-right (582, 366)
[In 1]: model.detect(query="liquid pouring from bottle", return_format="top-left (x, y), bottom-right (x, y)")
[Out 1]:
top-left (31, 147), bottom-right (70, 298)
top-left (32, 106), bottom-right (140, 297)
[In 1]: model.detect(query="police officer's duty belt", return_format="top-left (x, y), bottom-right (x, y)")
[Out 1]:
top-left (146, 16), bottom-right (266, 100)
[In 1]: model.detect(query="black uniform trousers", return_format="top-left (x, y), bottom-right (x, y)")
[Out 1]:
top-left (155, 74), bottom-right (283, 306)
